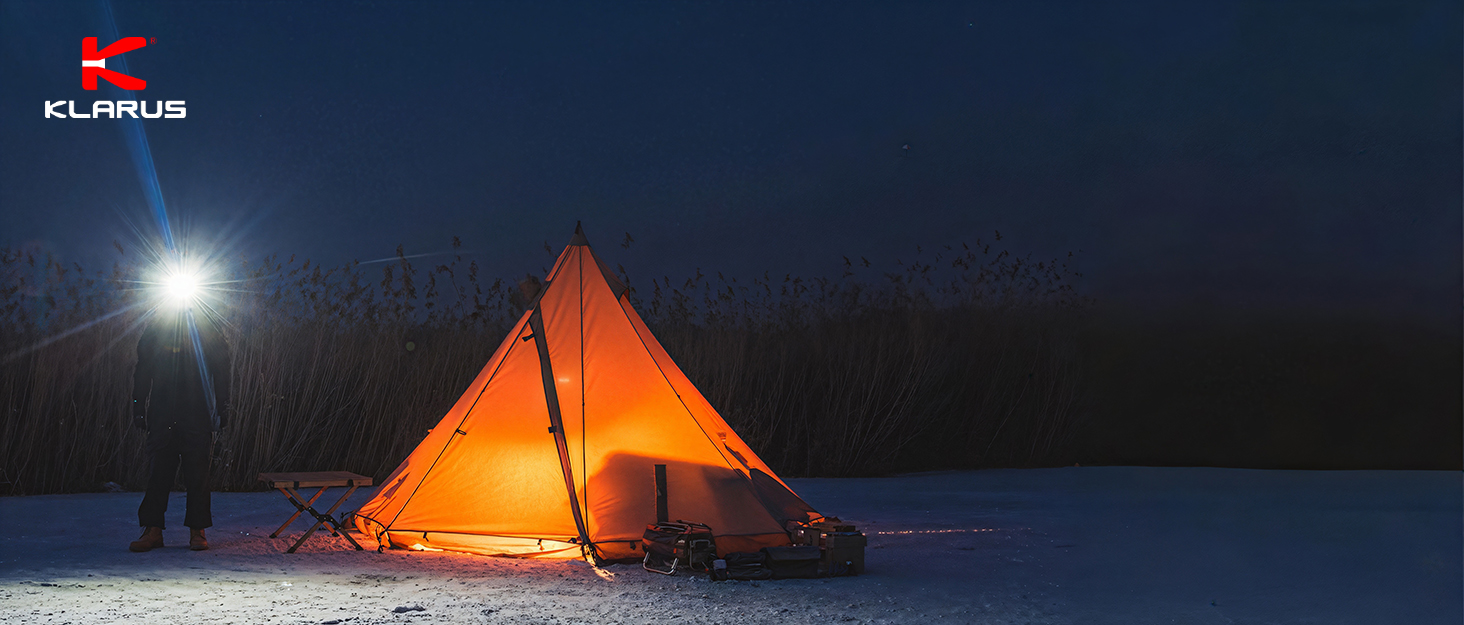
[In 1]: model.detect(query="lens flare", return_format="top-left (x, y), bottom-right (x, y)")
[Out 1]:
top-left (154, 263), bottom-right (211, 309)
top-left (165, 271), bottom-right (198, 304)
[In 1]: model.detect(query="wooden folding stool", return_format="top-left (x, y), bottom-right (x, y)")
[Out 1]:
top-left (258, 471), bottom-right (373, 553)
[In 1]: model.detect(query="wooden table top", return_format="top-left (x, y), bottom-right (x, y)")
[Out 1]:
top-left (258, 471), bottom-right (373, 489)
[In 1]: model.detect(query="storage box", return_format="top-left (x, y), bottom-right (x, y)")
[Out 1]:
top-left (785, 517), bottom-right (868, 577)
top-left (820, 531), bottom-right (866, 576)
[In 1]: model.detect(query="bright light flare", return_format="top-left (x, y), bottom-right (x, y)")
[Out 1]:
top-left (165, 271), bottom-right (199, 304)
top-left (153, 262), bottom-right (209, 309)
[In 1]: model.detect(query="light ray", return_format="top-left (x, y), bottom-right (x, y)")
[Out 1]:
top-left (102, 0), bottom-right (223, 430)
top-left (357, 250), bottom-right (481, 265)
top-left (102, 0), bottom-right (174, 253)
top-left (2, 303), bottom-right (145, 363)
top-left (85, 306), bottom-right (162, 368)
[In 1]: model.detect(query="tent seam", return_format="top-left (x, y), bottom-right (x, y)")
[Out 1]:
top-left (578, 249), bottom-right (587, 530)
top-left (604, 274), bottom-right (742, 474)
top-left (382, 315), bottom-right (528, 531)
top-left (383, 250), bottom-right (575, 531)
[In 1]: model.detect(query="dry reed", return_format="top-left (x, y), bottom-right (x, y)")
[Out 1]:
top-left (0, 235), bottom-right (1087, 493)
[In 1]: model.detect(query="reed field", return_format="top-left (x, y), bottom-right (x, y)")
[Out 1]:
top-left (0, 235), bottom-right (1088, 494)
top-left (2, 234), bottom-right (1457, 495)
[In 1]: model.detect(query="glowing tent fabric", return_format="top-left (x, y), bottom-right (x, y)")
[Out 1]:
top-left (353, 226), bottom-right (818, 561)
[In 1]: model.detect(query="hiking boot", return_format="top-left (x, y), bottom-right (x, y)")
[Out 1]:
top-left (189, 528), bottom-right (209, 551)
top-left (129, 527), bottom-right (164, 552)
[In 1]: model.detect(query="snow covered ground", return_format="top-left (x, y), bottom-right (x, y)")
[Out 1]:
top-left (0, 467), bottom-right (1457, 624)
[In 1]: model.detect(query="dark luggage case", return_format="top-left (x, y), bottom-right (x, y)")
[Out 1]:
top-left (761, 545), bottom-right (822, 579)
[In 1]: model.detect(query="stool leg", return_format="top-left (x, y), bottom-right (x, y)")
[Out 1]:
top-left (271, 486), bottom-right (327, 539)
top-left (286, 485), bottom-right (363, 553)
top-left (287, 513), bottom-right (328, 553)
top-left (321, 485), bottom-right (364, 551)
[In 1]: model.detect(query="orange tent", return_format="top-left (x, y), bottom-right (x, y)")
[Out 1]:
top-left (353, 225), bottom-right (819, 562)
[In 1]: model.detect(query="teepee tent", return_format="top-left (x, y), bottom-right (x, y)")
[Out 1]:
top-left (353, 225), bottom-right (818, 562)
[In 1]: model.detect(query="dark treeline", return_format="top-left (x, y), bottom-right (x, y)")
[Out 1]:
top-left (0, 236), bottom-right (1456, 495)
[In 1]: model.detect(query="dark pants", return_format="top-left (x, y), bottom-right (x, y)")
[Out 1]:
top-left (137, 425), bottom-right (213, 529)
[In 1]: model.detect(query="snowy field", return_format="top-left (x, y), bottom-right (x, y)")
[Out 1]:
top-left (0, 467), bottom-right (1458, 624)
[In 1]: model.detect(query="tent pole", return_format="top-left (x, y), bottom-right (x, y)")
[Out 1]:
top-left (528, 308), bottom-right (595, 561)
top-left (654, 464), bottom-right (668, 523)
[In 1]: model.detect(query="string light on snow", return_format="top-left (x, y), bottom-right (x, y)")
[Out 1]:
top-left (873, 528), bottom-right (1028, 535)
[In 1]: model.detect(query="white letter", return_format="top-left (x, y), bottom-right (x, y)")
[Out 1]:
top-left (140, 101), bottom-right (162, 119)
top-left (164, 101), bottom-right (186, 119)
top-left (92, 101), bottom-right (115, 118)
top-left (116, 100), bottom-right (138, 118)
top-left (67, 100), bottom-right (90, 118)
top-left (44, 101), bottom-right (66, 118)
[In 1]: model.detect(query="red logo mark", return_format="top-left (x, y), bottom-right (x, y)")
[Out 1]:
top-left (83, 37), bottom-right (147, 90)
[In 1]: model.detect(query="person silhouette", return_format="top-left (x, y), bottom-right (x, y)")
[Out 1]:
top-left (128, 307), bottom-right (231, 552)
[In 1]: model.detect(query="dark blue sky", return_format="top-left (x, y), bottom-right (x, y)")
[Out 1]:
top-left (2, 1), bottom-right (1459, 324)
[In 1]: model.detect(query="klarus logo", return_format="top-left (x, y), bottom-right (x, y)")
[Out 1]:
top-left (83, 36), bottom-right (147, 90)
top-left (46, 36), bottom-right (185, 119)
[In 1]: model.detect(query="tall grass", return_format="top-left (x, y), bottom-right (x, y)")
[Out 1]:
top-left (627, 242), bottom-right (1088, 476)
top-left (0, 249), bottom-right (146, 493)
top-left (0, 234), bottom-right (1087, 493)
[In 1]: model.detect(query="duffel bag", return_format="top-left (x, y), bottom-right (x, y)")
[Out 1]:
top-left (642, 521), bottom-right (714, 575)
top-left (711, 551), bottom-right (774, 581)
top-left (761, 545), bottom-right (822, 579)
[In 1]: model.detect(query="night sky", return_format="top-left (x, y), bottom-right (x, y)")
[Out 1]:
top-left (2, 1), bottom-right (1459, 324)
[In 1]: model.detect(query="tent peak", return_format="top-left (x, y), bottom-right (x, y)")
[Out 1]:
top-left (569, 221), bottom-right (589, 246)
